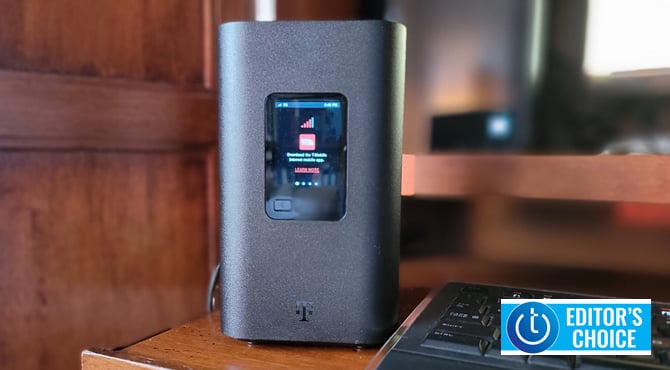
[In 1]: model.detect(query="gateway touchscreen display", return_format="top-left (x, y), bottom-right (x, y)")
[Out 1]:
top-left (265, 93), bottom-right (347, 220)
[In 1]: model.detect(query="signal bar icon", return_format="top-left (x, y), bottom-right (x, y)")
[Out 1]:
top-left (300, 117), bottom-right (314, 129)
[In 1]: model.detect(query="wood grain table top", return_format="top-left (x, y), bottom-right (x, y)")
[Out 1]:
top-left (81, 287), bottom-right (431, 370)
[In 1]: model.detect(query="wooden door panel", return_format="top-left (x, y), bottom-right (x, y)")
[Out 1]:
top-left (0, 151), bottom-right (210, 369)
top-left (0, 1), bottom-right (367, 368)
top-left (0, 0), bottom-right (205, 86)
top-left (0, 71), bottom-right (217, 150)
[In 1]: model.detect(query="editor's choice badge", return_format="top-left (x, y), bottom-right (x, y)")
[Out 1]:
top-left (502, 299), bottom-right (651, 356)
top-left (507, 302), bottom-right (559, 353)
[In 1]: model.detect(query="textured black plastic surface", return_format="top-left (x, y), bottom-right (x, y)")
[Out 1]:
top-left (218, 21), bottom-right (406, 345)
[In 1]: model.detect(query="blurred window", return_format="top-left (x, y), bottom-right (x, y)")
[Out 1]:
top-left (584, 0), bottom-right (670, 77)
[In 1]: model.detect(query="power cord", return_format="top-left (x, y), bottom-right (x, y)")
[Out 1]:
top-left (207, 263), bottom-right (221, 312)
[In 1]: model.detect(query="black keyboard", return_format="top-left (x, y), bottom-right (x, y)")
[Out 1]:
top-left (373, 282), bottom-right (670, 369)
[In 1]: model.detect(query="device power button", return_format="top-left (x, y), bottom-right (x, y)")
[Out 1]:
top-left (273, 199), bottom-right (292, 212)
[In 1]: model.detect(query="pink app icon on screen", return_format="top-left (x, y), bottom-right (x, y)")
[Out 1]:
top-left (299, 134), bottom-right (316, 151)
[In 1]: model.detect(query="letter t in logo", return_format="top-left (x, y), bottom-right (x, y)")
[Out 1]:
top-left (530, 307), bottom-right (540, 334)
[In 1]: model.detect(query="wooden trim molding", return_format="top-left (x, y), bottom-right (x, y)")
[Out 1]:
top-left (0, 70), bottom-right (217, 150)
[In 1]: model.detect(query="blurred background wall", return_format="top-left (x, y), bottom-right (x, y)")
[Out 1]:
top-left (387, 0), bottom-right (670, 154)
top-left (388, 0), bottom-right (670, 282)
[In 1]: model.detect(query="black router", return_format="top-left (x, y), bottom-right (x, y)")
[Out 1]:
top-left (218, 20), bottom-right (406, 345)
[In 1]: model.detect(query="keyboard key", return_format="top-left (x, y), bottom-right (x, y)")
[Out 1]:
top-left (580, 354), bottom-right (662, 368)
top-left (451, 293), bottom-right (488, 314)
top-left (458, 292), bottom-right (488, 305)
top-left (578, 355), bottom-right (621, 369)
top-left (483, 340), bottom-right (526, 364)
top-left (461, 285), bottom-right (488, 294)
top-left (655, 317), bottom-right (670, 337)
top-left (444, 309), bottom-right (485, 324)
top-left (623, 354), bottom-right (662, 364)
top-left (487, 313), bottom-right (501, 327)
top-left (653, 326), bottom-right (662, 338)
top-left (491, 326), bottom-right (500, 341)
top-left (438, 319), bottom-right (496, 339)
top-left (451, 301), bottom-right (483, 315)
top-left (528, 355), bottom-right (575, 369)
top-left (653, 336), bottom-right (670, 349)
top-left (484, 307), bottom-right (502, 327)
top-left (422, 330), bottom-right (487, 355)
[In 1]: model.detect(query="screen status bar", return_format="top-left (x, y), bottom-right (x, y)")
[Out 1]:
top-left (274, 101), bottom-right (341, 109)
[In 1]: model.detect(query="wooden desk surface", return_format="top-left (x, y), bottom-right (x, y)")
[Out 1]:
top-left (81, 287), bottom-right (430, 370)
top-left (81, 257), bottom-right (670, 369)
top-left (83, 312), bottom-right (376, 370)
